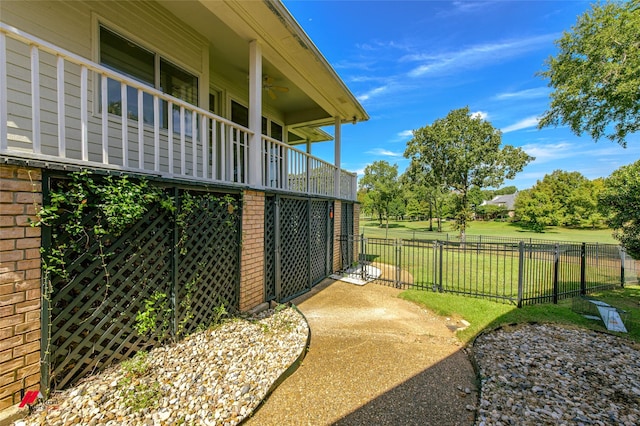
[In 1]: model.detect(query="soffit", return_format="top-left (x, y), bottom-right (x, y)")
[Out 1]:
top-left (159, 0), bottom-right (368, 127)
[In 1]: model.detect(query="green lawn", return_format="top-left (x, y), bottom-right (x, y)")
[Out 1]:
top-left (399, 284), bottom-right (640, 344)
top-left (361, 218), bottom-right (617, 244)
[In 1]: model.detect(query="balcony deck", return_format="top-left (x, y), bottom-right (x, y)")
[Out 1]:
top-left (0, 24), bottom-right (357, 200)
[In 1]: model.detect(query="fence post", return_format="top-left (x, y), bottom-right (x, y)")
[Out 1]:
top-left (360, 234), bottom-right (366, 281)
top-left (620, 247), bottom-right (626, 288)
top-left (438, 241), bottom-right (444, 292)
top-left (580, 242), bottom-right (586, 295)
top-left (517, 241), bottom-right (524, 307)
top-left (553, 243), bottom-right (559, 304)
top-left (395, 239), bottom-right (402, 288)
top-left (432, 241), bottom-right (439, 292)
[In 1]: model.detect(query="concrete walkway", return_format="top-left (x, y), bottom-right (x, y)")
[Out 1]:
top-left (245, 279), bottom-right (477, 425)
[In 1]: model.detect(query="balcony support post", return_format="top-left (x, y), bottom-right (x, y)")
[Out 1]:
top-left (334, 116), bottom-right (341, 198)
top-left (248, 40), bottom-right (263, 187)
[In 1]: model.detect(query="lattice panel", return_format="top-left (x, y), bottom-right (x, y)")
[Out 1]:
top-left (176, 191), bottom-right (241, 334)
top-left (264, 196), bottom-right (276, 301)
top-left (279, 198), bottom-right (309, 300)
top-left (309, 201), bottom-right (328, 285)
top-left (45, 177), bottom-right (241, 392)
top-left (49, 202), bottom-right (172, 390)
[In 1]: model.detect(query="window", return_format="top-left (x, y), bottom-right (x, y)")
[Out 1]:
top-left (99, 26), bottom-right (198, 129)
top-left (231, 101), bottom-right (282, 141)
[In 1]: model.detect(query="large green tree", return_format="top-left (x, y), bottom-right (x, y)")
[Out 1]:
top-left (599, 160), bottom-right (640, 258)
top-left (538, 1), bottom-right (640, 146)
top-left (405, 107), bottom-right (532, 238)
top-left (514, 170), bottom-right (604, 231)
top-left (358, 160), bottom-right (400, 228)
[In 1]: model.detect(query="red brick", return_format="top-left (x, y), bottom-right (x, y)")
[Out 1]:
top-left (0, 166), bottom-right (16, 179)
top-left (16, 238), bottom-right (40, 249)
top-left (0, 227), bottom-right (24, 239)
top-left (15, 299), bottom-right (39, 314)
top-left (0, 306), bottom-right (13, 318)
top-left (1, 180), bottom-right (38, 193)
top-left (0, 204), bottom-right (26, 215)
top-left (24, 203), bottom-right (41, 217)
top-left (14, 320), bottom-right (39, 334)
top-left (0, 395), bottom-right (14, 410)
top-left (0, 336), bottom-right (22, 351)
top-left (0, 193), bottom-right (13, 203)
top-left (24, 329), bottom-right (40, 343)
top-left (0, 250), bottom-right (23, 262)
top-left (16, 215), bottom-right (37, 227)
top-left (0, 314), bottom-right (23, 329)
top-left (14, 279), bottom-right (39, 292)
top-left (0, 216), bottom-right (14, 227)
top-left (0, 293), bottom-right (25, 307)
top-left (0, 377), bottom-right (23, 400)
top-left (23, 248), bottom-right (40, 260)
top-left (13, 341), bottom-right (39, 358)
top-left (25, 289), bottom-right (39, 300)
top-left (25, 268), bottom-right (40, 280)
top-left (24, 373), bottom-right (40, 388)
top-left (24, 351), bottom-right (40, 366)
top-left (16, 168), bottom-right (41, 181)
top-left (25, 311), bottom-right (39, 322)
top-left (17, 362), bottom-right (39, 378)
top-left (16, 259), bottom-right (40, 271)
top-left (0, 240), bottom-right (15, 251)
top-left (0, 327), bottom-right (13, 340)
top-left (14, 192), bottom-right (41, 204)
top-left (0, 283), bottom-right (13, 295)
top-left (0, 371), bottom-right (15, 387)
top-left (24, 227), bottom-right (40, 238)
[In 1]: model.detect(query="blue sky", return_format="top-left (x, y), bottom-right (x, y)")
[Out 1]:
top-left (282, 0), bottom-right (640, 191)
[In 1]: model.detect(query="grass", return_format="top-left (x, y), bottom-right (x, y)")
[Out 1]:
top-left (361, 218), bottom-right (618, 244)
top-left (399, 284), bottom-right (640, 345)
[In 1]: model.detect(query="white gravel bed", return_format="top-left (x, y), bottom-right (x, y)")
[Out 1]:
top-left (20, 307), bottom-right (308, 426)
top-left (473, 323), bottom-right (640, 426)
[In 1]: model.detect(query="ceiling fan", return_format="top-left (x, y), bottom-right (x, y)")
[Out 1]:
top-left (263, 75), bottom-right (289, 99)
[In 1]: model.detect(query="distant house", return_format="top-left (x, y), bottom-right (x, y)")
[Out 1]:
top-left (480, 193), bottom-right (518, 218)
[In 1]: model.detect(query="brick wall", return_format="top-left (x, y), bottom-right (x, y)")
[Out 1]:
top-left (0, 164), bottom-right (42, 411)
top-left (239, 190), bottom-right (265, 311)
top-left (332, 201), bottom-right (342, 272)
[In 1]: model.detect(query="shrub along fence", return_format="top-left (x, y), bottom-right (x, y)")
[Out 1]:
top-left (339, 235), bottom-right (626, 306)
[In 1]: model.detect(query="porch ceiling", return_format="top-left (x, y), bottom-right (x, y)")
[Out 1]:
top-left (160, 0), bottom-right (368, 129)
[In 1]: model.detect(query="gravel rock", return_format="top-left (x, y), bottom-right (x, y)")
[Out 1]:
top-left (473, 324), bottom-right (640, 426)
top-left (20, 307), bottom-right (308, 426)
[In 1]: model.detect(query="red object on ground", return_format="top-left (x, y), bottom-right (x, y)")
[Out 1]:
top-left (19, 390), bottom-right (42, 408)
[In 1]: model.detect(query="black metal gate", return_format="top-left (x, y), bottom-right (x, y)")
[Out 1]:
top-left (41, 173), bottom-right (241, 391)
top-left (340, 202), bottom-right (355, 269)
top-left (264, 195), bottom-right (333, 302)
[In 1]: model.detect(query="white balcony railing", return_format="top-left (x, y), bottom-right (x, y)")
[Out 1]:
top-left (0, 23), bottom-right (358, 200)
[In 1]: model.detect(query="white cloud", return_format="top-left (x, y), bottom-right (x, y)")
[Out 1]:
top-left (501, 116), bottom-right (540, 133)
top-left (471, 111), bottom-right (489, 120)
top-left (397, 129), bottom-right (413, 138)
top-left (495, 87), bottom-right (549, 101)
top-left (406, 34), bottom-right (556, 78)
top-left (367, 148), bottom-right (403, 157)
top-left (357, 85), bottom-right (389, 102)
top-left (520, 142), bottom-right (573, 163)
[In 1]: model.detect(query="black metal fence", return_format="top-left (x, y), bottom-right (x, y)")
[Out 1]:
top-left (339, 235), bottom-right (625, 306)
